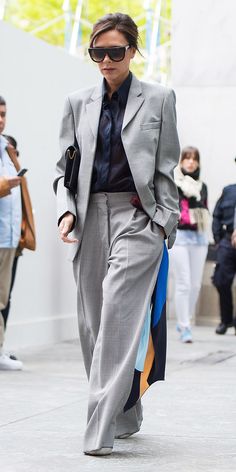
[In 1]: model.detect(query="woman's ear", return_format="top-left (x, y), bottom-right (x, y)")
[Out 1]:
top-left (129, 47), bottom-right (136, 59)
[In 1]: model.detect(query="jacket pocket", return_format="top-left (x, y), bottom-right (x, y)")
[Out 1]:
top-left (140, 121), bottom-right (161, 130)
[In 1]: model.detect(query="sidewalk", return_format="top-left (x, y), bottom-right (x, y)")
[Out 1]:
top-left (1, 322), bottom-right (236, 472)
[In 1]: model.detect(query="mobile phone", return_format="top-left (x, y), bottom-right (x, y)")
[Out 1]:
top-left (17, 168), bottom-right (28, 177)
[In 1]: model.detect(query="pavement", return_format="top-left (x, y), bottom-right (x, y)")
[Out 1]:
top-left (0, 321), bottom-right (236, 472)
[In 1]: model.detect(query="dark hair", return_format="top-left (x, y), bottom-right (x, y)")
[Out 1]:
top-left (0, 96), bottom-right (6, 106)
top-left (90, 12), bottom-right (140, 52)
top-left (180, 146), bottom-right (200, 163)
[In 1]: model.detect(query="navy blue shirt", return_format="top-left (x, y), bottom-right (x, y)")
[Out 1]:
top-left (91, 72), bottom-right (136, 193)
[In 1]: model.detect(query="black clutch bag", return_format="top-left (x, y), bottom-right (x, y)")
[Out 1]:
top-left (64, 143), bottom-right (81, 195)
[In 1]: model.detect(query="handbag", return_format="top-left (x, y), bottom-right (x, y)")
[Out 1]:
top-left (19, 176), bottom-right (36, 251)
top-left (6, 145), bottom-right (36, 251)
top-left (64, 141), bottom-right (81, 195)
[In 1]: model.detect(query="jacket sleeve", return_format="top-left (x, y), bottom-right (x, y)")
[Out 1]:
top-left (0, 176), bottom-right (11, 197)
top-left (212, 192), bottom-right (224, 243)
top-left (53, 97), bottom-right (77, 225)
top-left (152, 89), bottom-right (180, 249)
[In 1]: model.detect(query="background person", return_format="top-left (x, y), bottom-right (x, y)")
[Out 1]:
top-left (1, 136), bottom-right (23, 346)
top-left (170, 146), bottom-right (209, 343)
top-left (54, 12), bottom-right (180, 456)
top-left (212, 184), bottom-right (236, 335)
top-left (0, 96), bottom-right (22, 370)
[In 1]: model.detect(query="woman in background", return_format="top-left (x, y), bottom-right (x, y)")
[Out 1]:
top-left (170, 146), bottom-right (209, 343)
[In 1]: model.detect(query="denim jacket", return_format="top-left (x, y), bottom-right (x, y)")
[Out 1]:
top-left (0, 135), bottom-right (22, 248)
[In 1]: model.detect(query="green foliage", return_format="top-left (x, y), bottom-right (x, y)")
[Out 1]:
top-left (5, 0), bottom-right (172, 78)
top-left (6, 0), bottom-right (67, 46)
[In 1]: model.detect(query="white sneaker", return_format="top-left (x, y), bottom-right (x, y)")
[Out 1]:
top-left (180, 327), bottom-right (193, 343)
top-left (0, 352), bottom-right (23, 370)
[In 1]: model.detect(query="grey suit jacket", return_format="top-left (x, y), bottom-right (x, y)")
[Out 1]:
top-left (54, 74), bottom-right (180, 261)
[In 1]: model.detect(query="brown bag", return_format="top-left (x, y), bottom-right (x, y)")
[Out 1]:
top-left (18, 175), bottom-right (36, 250)
top-left (6, 145), bottom-right (36, 251)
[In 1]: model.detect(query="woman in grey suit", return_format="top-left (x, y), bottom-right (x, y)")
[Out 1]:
top-left (54, 12), bottom-right (180, 456)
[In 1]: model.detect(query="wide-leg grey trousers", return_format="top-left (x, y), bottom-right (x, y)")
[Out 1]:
top-left (73, 192), bottom-right (164, 452)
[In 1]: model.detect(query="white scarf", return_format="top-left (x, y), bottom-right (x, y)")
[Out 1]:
top-left (174, 166), bottom-right (203, 200)
top-left (174, 166), bottom-right (210, 232)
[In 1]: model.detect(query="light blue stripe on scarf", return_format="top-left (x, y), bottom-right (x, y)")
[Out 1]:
top-left (135, 307), bottom-right (151, 371)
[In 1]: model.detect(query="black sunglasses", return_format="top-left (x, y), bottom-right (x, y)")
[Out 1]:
top-left (88, 45), bottom-right (130, 63)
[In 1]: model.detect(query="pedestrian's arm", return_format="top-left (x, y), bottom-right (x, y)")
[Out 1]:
top-left (212, 194), bottom-right (224, 243)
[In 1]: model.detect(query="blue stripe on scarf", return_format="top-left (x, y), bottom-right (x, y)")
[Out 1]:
top-left (152, 243), bottom-right (169, 328)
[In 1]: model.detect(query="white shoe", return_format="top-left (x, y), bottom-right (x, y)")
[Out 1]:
top-left (0, 352), bottom-right (23, 370)
top-left (84, 447), bottom-right (113, 456)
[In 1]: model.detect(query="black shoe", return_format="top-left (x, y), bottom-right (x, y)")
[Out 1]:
top-left (215, 322), bottom-right (233, 335)
top-left (233, 318), bottom-right (236, 335)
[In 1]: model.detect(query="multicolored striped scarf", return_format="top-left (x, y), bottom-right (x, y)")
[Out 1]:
top-left (124, 242), bottom-right (168, 411)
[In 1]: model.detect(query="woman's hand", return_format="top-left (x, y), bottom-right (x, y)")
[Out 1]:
top-left (59, 212), bottom-right (78, 244)
top-left (231, 229), bottom-right (236, 249)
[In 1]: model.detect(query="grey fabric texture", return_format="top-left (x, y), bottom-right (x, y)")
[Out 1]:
top-left (73, 193), bottom-right (165, 451)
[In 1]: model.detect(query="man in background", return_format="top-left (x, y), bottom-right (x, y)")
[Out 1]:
top-left (0, 95), bottom-right (23, 370)
top-left (212, 183), bottom-right (236, 335)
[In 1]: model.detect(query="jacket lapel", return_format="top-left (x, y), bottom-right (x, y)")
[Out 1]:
top-left (85, 85), bottom-right (103, 140)
top-left (122, 75), bottom-right (144, 131)
top-left (75, 85), bottom-right (102, 235)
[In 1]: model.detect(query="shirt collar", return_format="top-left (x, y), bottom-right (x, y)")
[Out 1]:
top-left (103, 71), bottom-right (132, 106)
top-left (0, 135), bottom-right (8, 157)
top-left (0, 134), bottom-right (8, 146)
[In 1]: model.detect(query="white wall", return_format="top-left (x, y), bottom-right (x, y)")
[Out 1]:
top-left (168, 1), bottom-right (236, 321)
top-left (0, 21), bottom-right (100, 349)
top-left (172, 0), bottom-right (236, 214)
